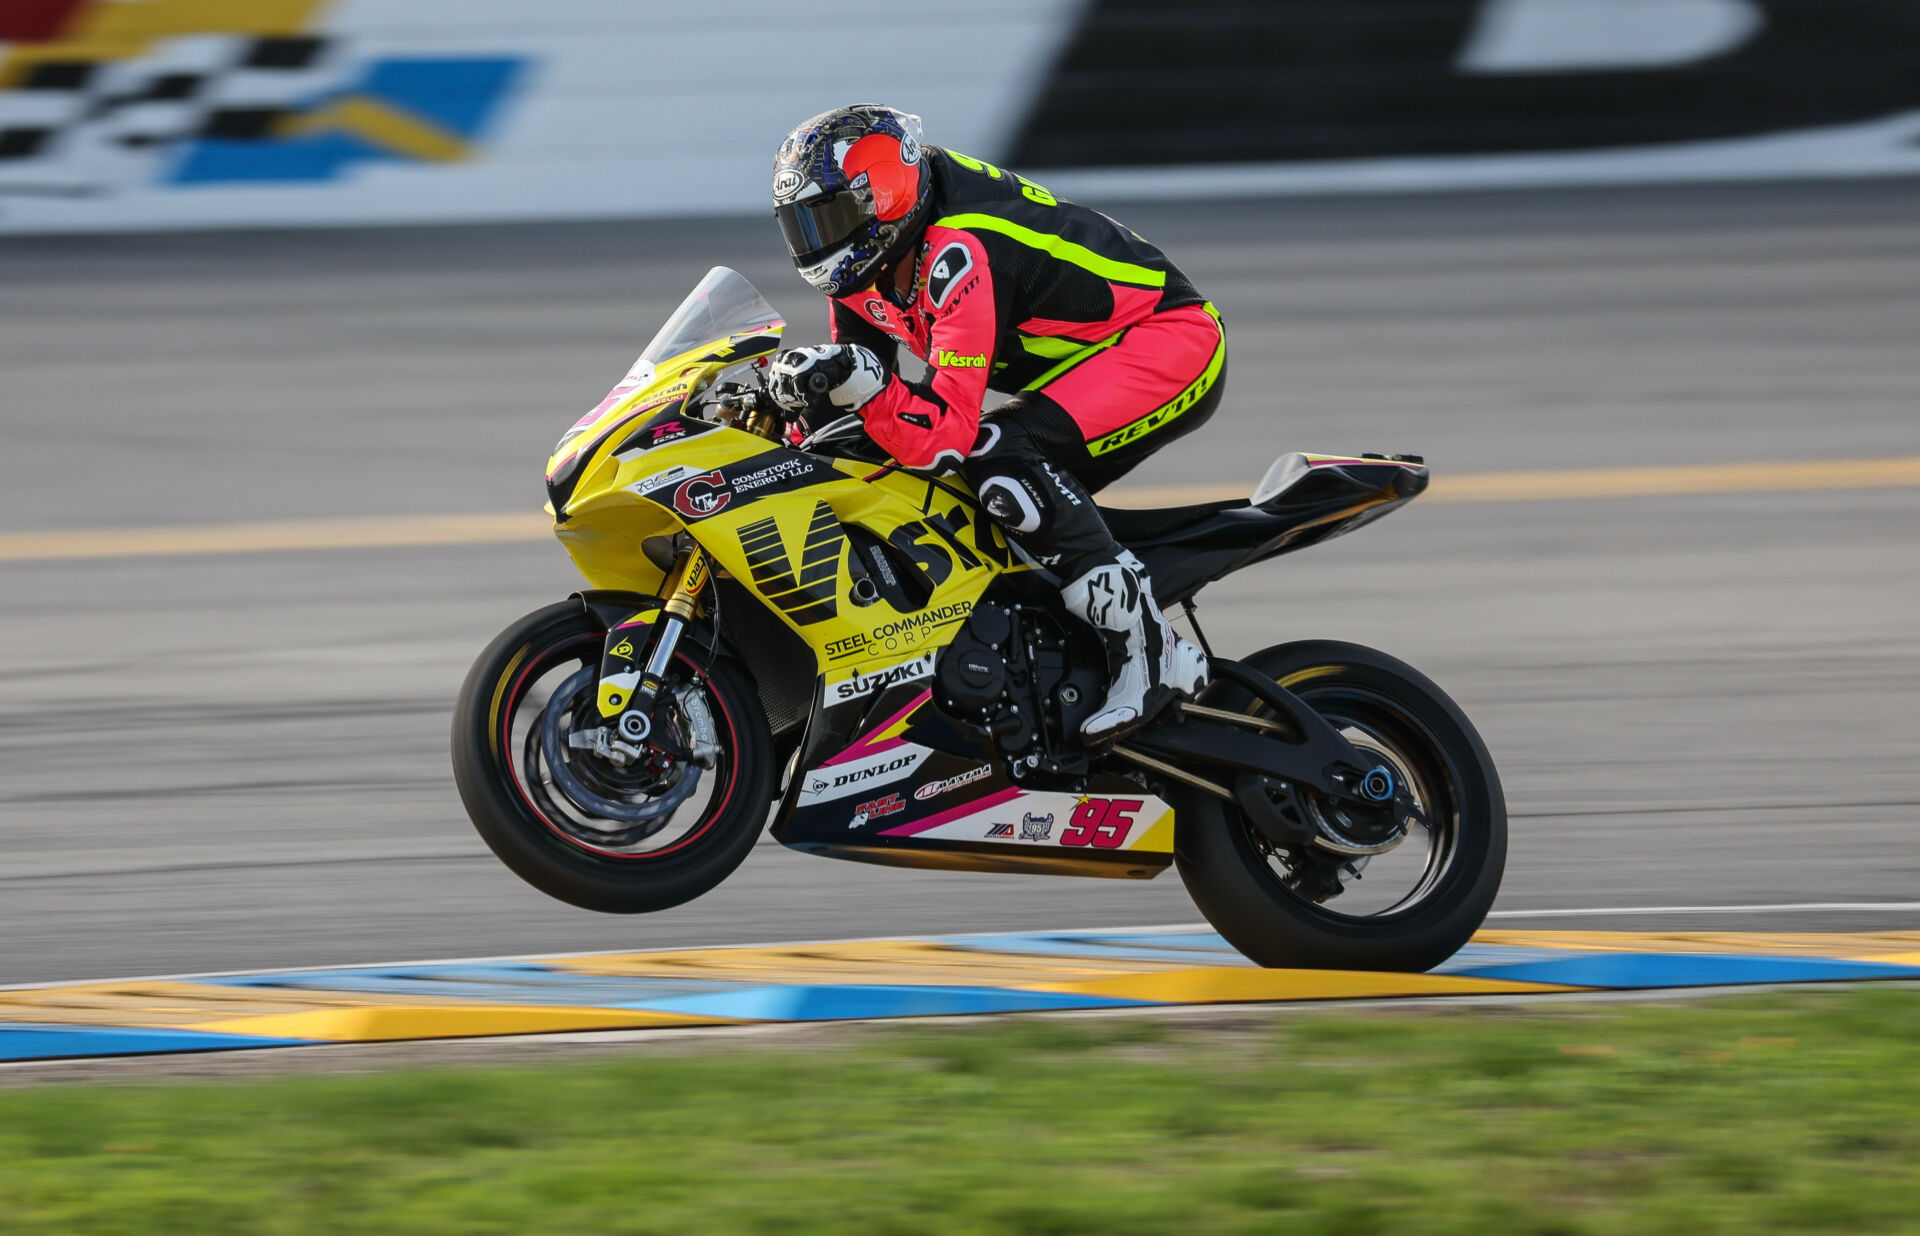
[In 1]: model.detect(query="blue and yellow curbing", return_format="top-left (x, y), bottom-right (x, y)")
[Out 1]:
top-left (3, 929), bottom-right (1918, 1064)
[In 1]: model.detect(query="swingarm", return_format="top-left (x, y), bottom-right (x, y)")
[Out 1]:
top-left (1116, 658), bottom-right (1406, 851)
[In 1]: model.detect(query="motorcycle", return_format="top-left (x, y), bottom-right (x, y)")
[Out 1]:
top-left (451, 267), bottom-right (1506, 971)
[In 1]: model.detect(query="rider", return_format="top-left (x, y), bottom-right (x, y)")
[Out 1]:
top-left (766, 104), bottom-right (1223, 739)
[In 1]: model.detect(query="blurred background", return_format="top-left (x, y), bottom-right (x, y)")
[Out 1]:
top-left (2, 0), bottom-right (1916, 985)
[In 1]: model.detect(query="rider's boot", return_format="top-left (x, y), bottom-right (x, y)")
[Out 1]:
top-left (1064, 550), bottom-right (1210, 739)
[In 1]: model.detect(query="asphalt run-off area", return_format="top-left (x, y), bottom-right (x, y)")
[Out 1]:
top-left (3, 183), bottom-right (1918, 1056)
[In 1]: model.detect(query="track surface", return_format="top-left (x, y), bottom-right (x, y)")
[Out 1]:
top-left (3, 182), bottom-right (1918, 986)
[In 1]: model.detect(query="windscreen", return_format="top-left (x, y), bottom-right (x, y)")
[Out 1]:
top-left (640, 266), bottom-right (785, 364)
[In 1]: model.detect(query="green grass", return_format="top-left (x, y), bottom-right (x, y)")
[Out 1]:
top-left (4, 987), bottom-right (1919, 1235)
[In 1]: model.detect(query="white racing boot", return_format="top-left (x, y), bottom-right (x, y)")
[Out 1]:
top-left (1064, 551), bottom-right (1210, 740)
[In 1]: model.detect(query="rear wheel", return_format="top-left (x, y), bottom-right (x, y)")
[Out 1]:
top-left (1174, 640), bottom-right (1506, 971)
top-left (451, 600), bottom-right (775, 913)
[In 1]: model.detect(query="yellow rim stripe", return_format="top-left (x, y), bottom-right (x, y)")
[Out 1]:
top-left (487, 644), bottom-right (532, 757)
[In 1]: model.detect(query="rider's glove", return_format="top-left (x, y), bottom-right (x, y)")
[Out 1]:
top-left (767, 344), bottom-right (888, 418)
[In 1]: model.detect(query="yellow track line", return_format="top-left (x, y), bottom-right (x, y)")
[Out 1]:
top-left (0, 513), bottom-right (548, 564)
top-left (1, 456), bottom-right (1915, 565)
top-left (1107, 455), bottom-right (1920, 509)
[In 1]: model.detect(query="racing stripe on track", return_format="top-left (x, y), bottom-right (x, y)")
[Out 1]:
top-left (5, 928), bottom-right (1920, 1064)
top-left (1, 456), bottom-right (1916, 564)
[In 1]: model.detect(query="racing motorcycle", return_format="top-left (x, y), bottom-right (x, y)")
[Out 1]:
top-left (451, 267), bottom-right (1506, 971)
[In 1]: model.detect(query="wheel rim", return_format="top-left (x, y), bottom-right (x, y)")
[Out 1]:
top-left (496, 630), bottom-right (740, 860)
top-left (1243, 682), bottom-right (1464, 922)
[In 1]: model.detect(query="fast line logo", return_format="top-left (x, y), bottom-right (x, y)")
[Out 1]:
top-left (848, 792), bottom-right (906, 829)
top-left (740, 500), bottom-right (844, 625)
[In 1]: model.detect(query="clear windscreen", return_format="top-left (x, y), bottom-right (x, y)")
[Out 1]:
top-left (640, 266), bottom-right (785, 364)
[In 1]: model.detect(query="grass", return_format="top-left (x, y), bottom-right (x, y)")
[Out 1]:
top-left (3, 987), bottom-right (1919, 1235)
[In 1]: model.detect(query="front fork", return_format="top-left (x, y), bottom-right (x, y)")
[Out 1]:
top-left (584, 547), bottom-right (712, 760)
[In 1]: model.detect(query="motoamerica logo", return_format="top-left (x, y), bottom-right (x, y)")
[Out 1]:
top-left (829, 653), bottom-right (934, 703)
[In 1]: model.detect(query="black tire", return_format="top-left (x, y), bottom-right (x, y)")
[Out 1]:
top-left (451, 600), bottom-right (775, 914)
top-left (1174, 640), bottom-right (1506, 971)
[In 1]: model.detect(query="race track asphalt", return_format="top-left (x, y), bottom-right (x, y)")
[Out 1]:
top-left (3, 181), bottom-right (1918, 986)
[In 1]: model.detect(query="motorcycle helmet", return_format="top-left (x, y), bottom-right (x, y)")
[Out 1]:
top-left (773, 104), bottom-right (930, 297)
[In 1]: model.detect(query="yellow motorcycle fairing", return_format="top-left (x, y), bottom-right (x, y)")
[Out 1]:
top-left (543, 318), bottom-right (1019, 695)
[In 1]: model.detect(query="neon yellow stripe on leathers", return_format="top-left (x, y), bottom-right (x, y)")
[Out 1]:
top-left (937, 213), bottom-right (1167, 287)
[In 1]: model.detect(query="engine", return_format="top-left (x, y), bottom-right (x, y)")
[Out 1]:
top-left (932, 601), bottom-right (1108, 787)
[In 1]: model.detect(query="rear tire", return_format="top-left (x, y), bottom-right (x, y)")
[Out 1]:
top-left (1174, 640), bottom-right (1506, 971)
top-left (451, 600), bottom-right (775, 914)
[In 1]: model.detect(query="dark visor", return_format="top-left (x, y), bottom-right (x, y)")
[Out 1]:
top-left (775, 190), bottom-right (870, 265)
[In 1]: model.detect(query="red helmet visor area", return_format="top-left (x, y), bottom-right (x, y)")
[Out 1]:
top-left (774, 188), bottom-right (873, 266)
top-left (841, 134), bottom-right (919, 221)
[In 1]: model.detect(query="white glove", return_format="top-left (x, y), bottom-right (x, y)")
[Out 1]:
top-left (767, 344), bottom-right (888, 417)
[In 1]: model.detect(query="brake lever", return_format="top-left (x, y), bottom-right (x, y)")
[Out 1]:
top-left (795, 413), bottom-right (862, 452)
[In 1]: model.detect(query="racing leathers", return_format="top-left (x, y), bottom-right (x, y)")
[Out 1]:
top-left (781, 149), bottom-right (1225, 736)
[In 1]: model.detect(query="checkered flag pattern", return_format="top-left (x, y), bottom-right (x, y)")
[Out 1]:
top-left (0, 35), bottom-right (332, 192)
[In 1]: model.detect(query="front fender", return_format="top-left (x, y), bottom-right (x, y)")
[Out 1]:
top-left (571, 590), bottom-right (717, 663)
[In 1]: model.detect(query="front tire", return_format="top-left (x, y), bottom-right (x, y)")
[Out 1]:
top-left (451, 600), bottom-right (775, 914)
top-left (1174, 640), bottom-right (1506, 971)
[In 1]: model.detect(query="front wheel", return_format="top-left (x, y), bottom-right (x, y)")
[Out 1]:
top-left (1174, 640), bottom-right (1506, 971)
top-left (451, 600), bottom-right (775, 913)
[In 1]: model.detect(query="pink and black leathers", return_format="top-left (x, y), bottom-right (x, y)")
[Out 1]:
top-left (825, 148), bottom-right (1227, 583)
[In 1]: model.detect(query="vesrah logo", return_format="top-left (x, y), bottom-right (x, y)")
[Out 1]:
top-left (740, 500), bottom-right (844, 625)
top-left (935, 349), bottom-right (986, 368)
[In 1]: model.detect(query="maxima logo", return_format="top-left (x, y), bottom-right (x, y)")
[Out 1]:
top-left (913, 764), bottom-right (994, 801)
top-left (798, 745), bottom-right (931, 805)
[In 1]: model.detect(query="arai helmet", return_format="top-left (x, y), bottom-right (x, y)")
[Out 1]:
top-left (773, 104), bottom-right (930, 297)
